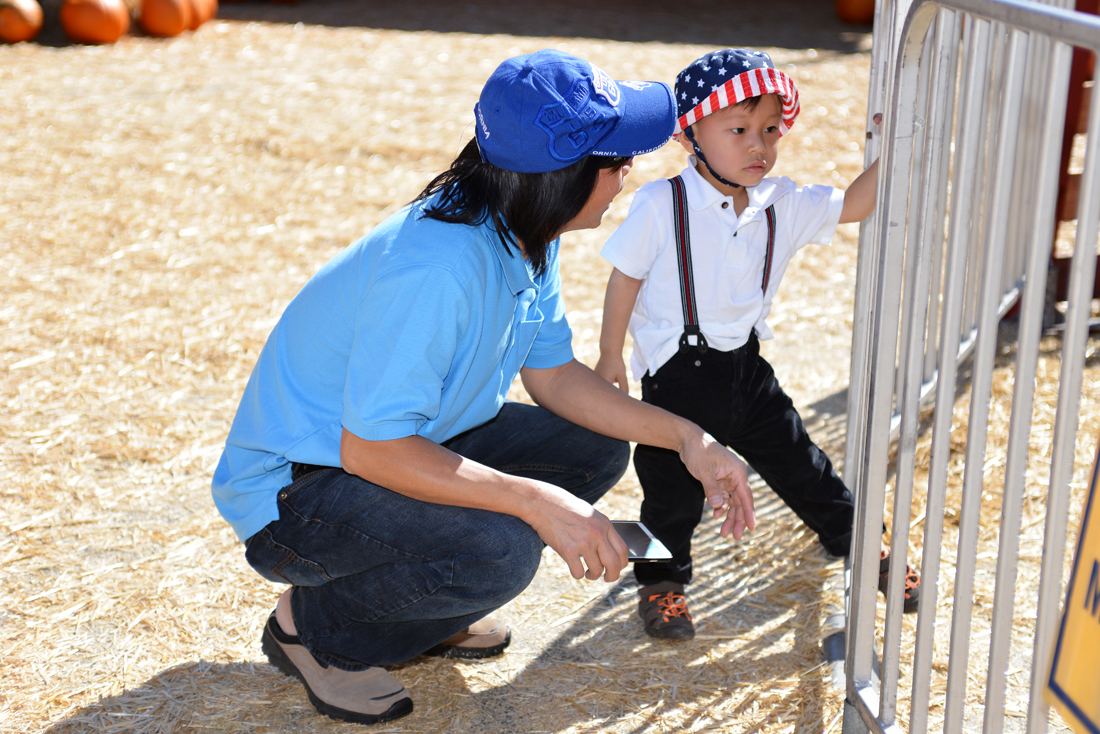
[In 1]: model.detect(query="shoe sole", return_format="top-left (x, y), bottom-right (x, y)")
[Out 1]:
top-left (261, 624), bottom-right (414, 725)
top-left (423, 628), bottom-right (512, 660)
top-left (642, 623), bottom-right (695, 640)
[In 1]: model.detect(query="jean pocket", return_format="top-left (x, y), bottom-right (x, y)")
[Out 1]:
top-left (244, 527), bottom-right (335, 586)
top-left (276, 466), bottom-right (338, 518)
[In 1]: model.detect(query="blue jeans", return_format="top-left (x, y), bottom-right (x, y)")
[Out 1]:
top-left (244, 402), bottom-right (629, 669)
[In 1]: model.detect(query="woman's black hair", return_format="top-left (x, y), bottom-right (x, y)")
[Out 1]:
top-left (415, 139), bottom-right (630, 276)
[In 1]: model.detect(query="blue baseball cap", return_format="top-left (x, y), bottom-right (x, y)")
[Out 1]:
top-left (474, 49), bottom-right (677, 173)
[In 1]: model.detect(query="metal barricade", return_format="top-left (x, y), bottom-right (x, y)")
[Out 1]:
top-left (842, 0), bottom-right (1100, 732)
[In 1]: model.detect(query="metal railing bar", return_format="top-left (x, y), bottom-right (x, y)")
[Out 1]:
top-left (895, 28), bottom-right (936, 418)
top-left (844, 0), bottom-right (901, 494)
top-left (941, 17), bottom-right (1007, 734)
top-left (961, 21), bottom-right (1002, 339)
top-left (1027, 55), bottom-right (1100, 734)
top-left (923, 13), bottom-right (960, 385)
top-left (944, 27), bottom-right (1029, 734)
top-left (848, 0), bottom-right (939, 707)
top-left (900, 21), bottom-right (939, 410)
top-left (1003, 30), bottom-right (1037, 302)
top-left (856, 682), bottom-right (906, 734)
top-left (984, 36), bottom-right (1071, 734)
top-left (903, 8), bottom-right (992, 734)
top-left (939, 0), bottom-right (1100, 51)
top-left (880, 13), bottom-right (957, 724)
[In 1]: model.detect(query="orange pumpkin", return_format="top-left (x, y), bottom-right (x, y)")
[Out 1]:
top-left (187, 0), bottom-right (216, 30)
top-left (60, 0), bottom-right (130, 44)
top-left (0, 0), bottom-right (44, 43)
top-left (140, 0), bottom-right (191, 37)
top-left (836, 0), bottom-right (875, 24)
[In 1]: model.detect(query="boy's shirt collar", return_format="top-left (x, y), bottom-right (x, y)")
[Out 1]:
top-left (682, 155), bottom-right (791, 217)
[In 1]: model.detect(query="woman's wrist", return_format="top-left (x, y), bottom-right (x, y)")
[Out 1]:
top-left (665, 413), bottom-right (706, 455)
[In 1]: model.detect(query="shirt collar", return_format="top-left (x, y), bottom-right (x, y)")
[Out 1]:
top-left (682, 158), bottom-right (729, 212)
top-left (681, 157), bottom-right (792, 216)
top-left (489, 230), bottom-right (537, 295)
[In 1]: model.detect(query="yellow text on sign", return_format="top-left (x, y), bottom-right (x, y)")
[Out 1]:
top-left (1046, 440), bottom-right (1100, 734)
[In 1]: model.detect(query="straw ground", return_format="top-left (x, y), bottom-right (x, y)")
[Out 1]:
top-left (1, 2), bottom-right (1096, 732)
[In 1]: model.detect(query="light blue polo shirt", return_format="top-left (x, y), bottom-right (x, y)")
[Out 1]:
top-left (211, 194), bottom-right (575, 542)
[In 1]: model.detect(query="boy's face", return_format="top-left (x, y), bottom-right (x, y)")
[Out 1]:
top-left (678, 93), bottom-right (783, 192)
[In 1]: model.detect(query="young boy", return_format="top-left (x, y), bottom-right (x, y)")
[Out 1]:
top-left (595, 49), bottom-right (919, 640)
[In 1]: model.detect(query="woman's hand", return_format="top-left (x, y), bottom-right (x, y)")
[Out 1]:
top-left (525, 484), bottom-right (629, 582)
top-left (678, 431), bottom-right (755, 539)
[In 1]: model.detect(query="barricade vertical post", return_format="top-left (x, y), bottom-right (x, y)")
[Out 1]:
top-left (942, 27), bottom-right (1029, 734)
top-left (983, 36), bottom-right (1074, 734)
top-left (1028, 42), bottom-right (1100, 734)
top-left (880, 15), bottom-right (949, 722)
top-left (846, 1), bottom-right (939, 728)
top-left (921, 10), bottom-right (961, 390)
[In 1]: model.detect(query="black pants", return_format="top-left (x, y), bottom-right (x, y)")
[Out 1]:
top-left (633, 332), bottom-right (854, 586)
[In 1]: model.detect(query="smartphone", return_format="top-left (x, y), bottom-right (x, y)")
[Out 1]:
top-left (612, 521), bottom-right (672, 562)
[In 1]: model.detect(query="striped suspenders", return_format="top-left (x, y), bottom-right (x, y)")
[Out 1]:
top-left (669, 175), bottom-right (775, 354)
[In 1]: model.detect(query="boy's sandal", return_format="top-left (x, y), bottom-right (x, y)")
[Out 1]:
top-left (423, 617), bottom-right (511, 659)
top-left (638, 581), bottom-right (695, 640)
top-left (878, 551), bottom-right (921, 614)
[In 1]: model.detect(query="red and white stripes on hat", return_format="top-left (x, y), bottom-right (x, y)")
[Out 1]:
top-left (673, 50), bottom-right (800, 136)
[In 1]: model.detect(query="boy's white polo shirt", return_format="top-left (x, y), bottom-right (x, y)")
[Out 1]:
top-left (601, 160), bottom-right (844, 380)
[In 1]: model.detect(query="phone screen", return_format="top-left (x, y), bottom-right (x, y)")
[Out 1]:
top-left (612, 521), bottom-right (672, 562)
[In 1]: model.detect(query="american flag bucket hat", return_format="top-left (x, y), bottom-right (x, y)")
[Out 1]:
top-left (673, 49), bottom-right (799, 136)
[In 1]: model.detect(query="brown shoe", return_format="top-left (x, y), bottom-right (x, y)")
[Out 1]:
top-left (878, 551), bottom-right (921, 614)
top-left (261, 614), bottom-right (413, 724)
top-left (638, 581), bottom-right (695, 640)
top-left (423, 616), bottom-right (511, 659)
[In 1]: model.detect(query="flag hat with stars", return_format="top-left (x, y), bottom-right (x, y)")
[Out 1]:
top-left (674, 49), bottom-right (799, 136)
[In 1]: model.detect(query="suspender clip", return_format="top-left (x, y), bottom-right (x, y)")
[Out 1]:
top-left (679, 325), bottom-right (709, 354)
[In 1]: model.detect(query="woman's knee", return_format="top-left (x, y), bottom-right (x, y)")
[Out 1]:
top-left (582, 435), bottom-right (630, 500)
top-left (458, 515), bottom-right (543, 599)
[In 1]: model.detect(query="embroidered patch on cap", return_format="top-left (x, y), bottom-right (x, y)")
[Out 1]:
top-left (590, 63), bottom-right (621, 106)
top-left (535, 76), bottom-right (618, 164)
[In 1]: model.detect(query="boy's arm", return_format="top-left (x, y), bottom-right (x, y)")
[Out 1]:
top-left (839, 157), bottom-right (879, 224)
top-left (839, 113), bottom-right (884, 224)
top-left (594, 267), bottom-right (643, 392)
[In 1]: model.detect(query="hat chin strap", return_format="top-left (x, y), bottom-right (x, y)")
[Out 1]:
top-left (684, 126), bottom-right (741, 189)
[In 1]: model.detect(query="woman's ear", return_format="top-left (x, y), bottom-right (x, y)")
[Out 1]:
top-left (675, 131), bottom-right (695, 155)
